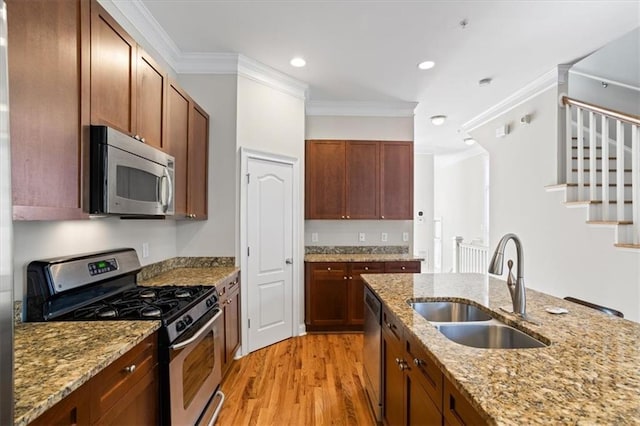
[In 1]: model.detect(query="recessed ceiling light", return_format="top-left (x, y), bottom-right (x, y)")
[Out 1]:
top-left (464, 138), bottom-right (476, 146)
top-left (417, 61), bottom-right (435, 70)
top-left (290, 57), bottom-right (306, 67)
top-left (430, 115), bottom-right (447, 126)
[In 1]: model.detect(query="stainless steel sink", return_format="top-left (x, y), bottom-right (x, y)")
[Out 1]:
top-left (436, 323), bottom-right (548, 349)
top-left (408, 301), bottom-right (493, 322)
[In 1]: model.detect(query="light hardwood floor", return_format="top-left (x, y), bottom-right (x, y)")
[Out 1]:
top-left (217, 333), bottom-right (375, 426)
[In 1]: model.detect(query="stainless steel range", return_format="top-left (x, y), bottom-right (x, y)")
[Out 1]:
top-left (23, 248), bottom-right (225, 426)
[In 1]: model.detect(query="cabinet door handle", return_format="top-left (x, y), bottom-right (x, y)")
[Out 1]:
top-left (381, 215), bottom-right (385, 219)
top-left (349, 276), bottom-right (353, 279)
top-left (141, 137), bottom-right (146, 143)
top-left (395, 357), bottom-right (402, 364)
top-left (413, 358), bottom-right (423, 366)
top-left (327, 267), bottom-right (331, 271)
top-left (341, 215), bottom-right (345, 219)
top-left (124, 364), bottom-right (136, 373)
top-left (384, 321), bottom-right (395, 330)
top-left (399, 361), bottom-right (408, 371)
top-left (401, 266), bottom-right (406, 270)
top-left (364, 266), bottom-right (369, 270)
top-left (343, 276), bottom-right (348, 280)
top-left (285, 258), bottom-right (293, 264)
top-left (346, 215), bottom-right (350, 219)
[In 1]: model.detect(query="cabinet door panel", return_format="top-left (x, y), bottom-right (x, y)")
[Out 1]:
top-left (383, 331), bottom-right (404, 426)
top-left (407, 372), bottom-right (442, 426)
top-left (305, 141), bottom-right (346, 219)
top-left (136, 49), bottom-right (166, 150)
top-left (346, 141), bottom-right (379, 219)
top-left (307, 263), bottom-right (348, 325)
top-left (380, 142), bottom-right (413, 219)
top-left (443, 378), bottom-right (486, 426)
top-left (348, 263), bottom-right (384, 325)
top-left (28, 383), bottom-right (91, 426)
top-left (7, 0), bottom-right (88, 220)
top-left (90, 0), bottom-right (136, 134)
top-left (165, 82), bottom-right (190, 217)
top-left (188, 102), bottom-right (209, 219)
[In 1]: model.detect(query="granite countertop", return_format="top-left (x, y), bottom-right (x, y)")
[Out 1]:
top-left (363, 273), bottom-right (640, 425)
top-left (14, 265), bottom-right (239, 426)
top-left (14, 319), bottom-right (159, 426)
top-left (138, 266), bottom-right (239, 287)
top-left (305, 253), bottom-right (424, 262)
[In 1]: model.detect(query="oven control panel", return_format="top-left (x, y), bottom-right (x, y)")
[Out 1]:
top-left (88, 258), bottom-right (118, 276)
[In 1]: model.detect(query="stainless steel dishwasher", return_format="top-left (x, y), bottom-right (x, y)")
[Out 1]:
top-left (363, 285), bottom-right (382, 424)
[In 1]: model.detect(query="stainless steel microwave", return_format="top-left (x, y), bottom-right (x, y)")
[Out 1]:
top-left (90, 126), bottom-right (175, 217)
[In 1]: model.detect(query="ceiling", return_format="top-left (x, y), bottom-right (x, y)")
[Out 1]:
top-left (135, 0), bottom-right (639, 155)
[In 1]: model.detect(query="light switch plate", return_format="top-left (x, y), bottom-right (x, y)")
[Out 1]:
top-left (359, 232), bottom-right (366, 242)
top-left (381, 232), bottom-right (388, 242)
top-left (402, 232), bottom-right (409, 242)
top-left (311, 232), bottom-right (318, 242)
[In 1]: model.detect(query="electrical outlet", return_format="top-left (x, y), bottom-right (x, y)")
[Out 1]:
top-left (402, 232), bottom-right (409, 242)
top-left (311, 232), bottom-right (318, 243)
top-left (142, 242), bottom-right (150, 258)
top-left (358, 232), bottom-right (366, 242)
top-left (381, 232), bottom-right (388, 242)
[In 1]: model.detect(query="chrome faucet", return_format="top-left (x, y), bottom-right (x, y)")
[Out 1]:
top-left (488, 233), bottom-right (527, 317)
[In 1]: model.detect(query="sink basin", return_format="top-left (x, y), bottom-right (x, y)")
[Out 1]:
top-left (408, 301), bottom-right (492, 322)
top-left (437, 323), bottom-right (548, 349)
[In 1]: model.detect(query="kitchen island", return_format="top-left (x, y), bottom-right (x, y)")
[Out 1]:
top-left (363, 273), bottom-right (640, 425)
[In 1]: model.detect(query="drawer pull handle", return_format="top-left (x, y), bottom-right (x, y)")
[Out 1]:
top-left (226, 299), bottom-right (232, 305)
top-left (384, 321), bottom-right (395, 330)
top-left (364, 266), bottom-right (369, 270)
top-left (395, 357), bottom-right (402, 364)
top-left (413, 358), bottom-right (423, 366)
top-left (344, 276), bottom-right (348, 280)
top-left (327, 267), bottom-right (331, 271)
top-left (401, 266), bottom-right (406, 270)
top-left (124, 364), bottom-right (136, 374)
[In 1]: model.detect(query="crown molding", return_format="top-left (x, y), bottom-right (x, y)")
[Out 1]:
top-left (306, 100), bottom-right (418, 117)
top-left (462, 66), bottom-right (568, 133)
top-left (105, 0), bottom-right (308, 99)
top-left (569, 69), bottom-right (640, 92)
top-left (103, 0), bottom-right (181, 70)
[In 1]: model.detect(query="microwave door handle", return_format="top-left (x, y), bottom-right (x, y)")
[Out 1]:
top-left (163, 167), bottom-right (173, 212)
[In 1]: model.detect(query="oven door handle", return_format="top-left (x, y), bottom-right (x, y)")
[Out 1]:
top-left (169, 308), bottom-right (222, 351)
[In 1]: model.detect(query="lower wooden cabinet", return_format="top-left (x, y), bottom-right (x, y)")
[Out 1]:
top-left (376, 300), bottom-right (486, 426)
top-left (219, 271), bottom-right (241, 377)
top-left (305, 260), bottom-right (420, 331)
top-left (28, 332), bottom-right (159, 426)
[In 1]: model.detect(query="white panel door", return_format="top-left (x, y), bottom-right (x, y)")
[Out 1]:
top-left (247, 157), bottom-right (293, 352)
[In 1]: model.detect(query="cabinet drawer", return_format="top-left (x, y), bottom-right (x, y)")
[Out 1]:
top-left (218, 271), bottom-right (240, 302)
top-left (405, 332), bottom-right (443, 412)
top-left (381, 306), bottom-right (403, 345)
top-left (350, 262), bottom-right (385, 275)
top-left (443, 376), bottom-right (487, 426)
top-left (385, 261), bottom-right (421, 273)
top-left (90, 333), bottom-right (158, 422)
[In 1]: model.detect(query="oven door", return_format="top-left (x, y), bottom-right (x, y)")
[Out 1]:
top-left (168, 308), bottom-right (223, 426)
top-left (106, 144), bottom-right (174, 216)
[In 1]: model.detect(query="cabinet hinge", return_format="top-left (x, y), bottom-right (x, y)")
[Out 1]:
top-left (248, 318), bottom-right (251, 328)
top-left (246, 173), bottom-right (250, 183)
top-left (247, 246), bottom-right (250, 257)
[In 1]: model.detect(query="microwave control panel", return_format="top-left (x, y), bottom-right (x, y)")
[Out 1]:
top-left (88, 258), bottom-right (118, 276)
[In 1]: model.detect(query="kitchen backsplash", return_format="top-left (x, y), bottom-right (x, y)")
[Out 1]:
top-left (137, 257), bottom-right (235, 281)
top-left (305, 246), bottom-right (409, 255)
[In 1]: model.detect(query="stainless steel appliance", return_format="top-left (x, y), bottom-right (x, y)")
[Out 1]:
top-left (90, 125), bottom-right (175, 217)
top-left (363, 286), bottom-right (382, 424)
top-left (24, 248), bottom-right (224, 425)
top-left (0, 1), bottom-right (14, 424)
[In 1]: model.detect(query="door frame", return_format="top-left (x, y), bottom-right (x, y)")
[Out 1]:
top-left (239, 147), bottom-right (302, 356)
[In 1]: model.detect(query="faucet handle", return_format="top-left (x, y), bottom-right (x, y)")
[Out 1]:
top-left (506, 259), bottom-right (516, 298)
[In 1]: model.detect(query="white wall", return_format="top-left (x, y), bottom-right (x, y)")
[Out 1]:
top-left (304, 115), bottom-right (415, 249)
top-left (434, 151), bottom-right (488, 273)
top-left (176, 74), bottom-right (238, 257)
top-left (569, 73), bottom-right (640, 116)
top-left (414, 153), bottom-right (434, 270)
top-left (470, 87), bottom-right (640, 322)
top-left (13, 218), bottom-right (176, 299)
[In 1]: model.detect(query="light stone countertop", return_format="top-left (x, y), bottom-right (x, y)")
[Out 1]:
top-left (14, 266), bottom-right (239, 426)
top-left (304, 253), bottom-right (424, 263)
top-left (363, 273), bottom-right (640, 425)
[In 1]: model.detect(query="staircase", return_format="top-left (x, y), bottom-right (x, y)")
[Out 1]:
top-left (546, 96), bottom-right (640, 250)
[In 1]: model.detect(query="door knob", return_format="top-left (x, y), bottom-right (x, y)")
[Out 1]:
top-left (285, 258), bottom-right (293, 264)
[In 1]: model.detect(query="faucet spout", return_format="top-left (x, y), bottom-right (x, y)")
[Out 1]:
top-left (488, 233), bottom-right (527, 316)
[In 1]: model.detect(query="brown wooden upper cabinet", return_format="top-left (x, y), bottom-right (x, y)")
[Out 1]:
top-left (166, 81), bottom-right (209, 220)
top-left (7, 0), bottom-right (90, 220)
top-left (8, 0), bottom-right (208, 221)
top-left (90, 0), bottom-right (137, 135)
top-left (305, 140), bottom-right (413, 220)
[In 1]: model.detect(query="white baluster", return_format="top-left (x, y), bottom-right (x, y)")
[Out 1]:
top-left (566, 103), bottom-right (573, 184)
top-left (632, 124), bottom-right (639, 244)
top-left (589, 111), bottom-right (597, 200)
top-left (577, 108), bottom-right (585, 199)
top-left (602, 116), bottom-right (610, 220)
top-left (452, 236), bottom-right (462, 273)
top-left (616, 120), bottom-right (625, 221)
